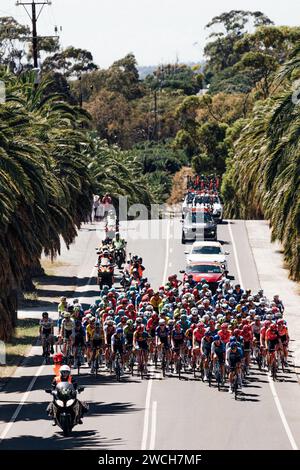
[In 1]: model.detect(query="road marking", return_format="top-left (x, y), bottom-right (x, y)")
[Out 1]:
top-left (162, 218), bottom-right (171, 284)
top-left (0, 362), bottom-right (45, 443)
top-left (141, 379), bottom-right (153, 450)
top-left (229, 220), bottom-right (298, 450)
top-left (227, 220), bottom-right (245, 289)
top-left (268, 376), bottom-right (298, 450)
top-left (149, 400), bottom-right (157, 450)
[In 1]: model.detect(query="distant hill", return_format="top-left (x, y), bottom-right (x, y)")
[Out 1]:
top-left (138, 61), bottom-right (205, 79)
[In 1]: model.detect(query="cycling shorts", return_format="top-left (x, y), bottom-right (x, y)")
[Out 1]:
top-left (136, 341), bottom-right (148, 351)
top-left (64, 330), bottom-right (72, 340)
top-left (41, 328), bottom-right (52, 337)
top-left (173, 339), bottom-right (184, 351)
top-left (244, 341), bottom-right (251, 352)
top-left (74, 336), bottom-right (85, 347)
top-left (112, 343), bottom-right (124, 354)
top-left (214, 353), bottom-right (225, 365)
top-left (228, 358), bottom-right (241, 372)
top-left (268, 339), bottom-right (279, 352)
top-left (279, 335), bottom-right (287, 345)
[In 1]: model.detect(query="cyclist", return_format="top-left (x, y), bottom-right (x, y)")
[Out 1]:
top-left (200, 330), bottom-right (213, 381)
top-left (111, 327), bottom-right (126, 375)
top-left (211, 335), bottom-right (226, 384)
top-left (73, 319), bottom-right (86, 365)
top-left (133, 324), bottom-right (150, 374)
top-left (277, 319), bottom-right (289, 367)
top-left (39, 312), bottom-right (54, 356)
top-left (155, 319), bottom-right (171, 370)
top-left (61, 312), bottom-right (75, 356)
top-left (90, 324), bottom-right (103, 373)
top-left (265, 323), bottom-right (279, 374)
top-left (226, 341), bottom-right (243, 393)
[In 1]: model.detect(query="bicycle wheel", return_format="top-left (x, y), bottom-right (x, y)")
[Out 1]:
top-left (115, 359), bottom-right (121, 382)
top-left (95, 356), bottom-right (99, 375)
top-left (154, 348), bottom-right (158, 369)
top-left (162, 353), bottom-right (166, 377)
top-left (178, 357), bottom-right (182, 380)
top-left (272, 361), bottom-right (277, 381)
top-left (234, 378), bottom-right (238, 400)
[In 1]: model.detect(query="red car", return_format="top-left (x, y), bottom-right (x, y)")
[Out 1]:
top-left (182, 262), bottom-right (224, 291)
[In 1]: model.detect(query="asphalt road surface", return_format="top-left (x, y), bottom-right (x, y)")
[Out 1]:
top-left (0, 218), bottom-right (299, 450)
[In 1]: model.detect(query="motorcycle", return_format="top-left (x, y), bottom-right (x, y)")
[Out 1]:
top-left (97, 258), bottom-right (114, 289)
top-left (45, 382), bottom-right (85, 436)
top-left (114, 248), bottom-right (126, 269)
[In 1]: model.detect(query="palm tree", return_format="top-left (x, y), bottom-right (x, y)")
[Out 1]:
top-left (0, 72), bottom-right (93, 340)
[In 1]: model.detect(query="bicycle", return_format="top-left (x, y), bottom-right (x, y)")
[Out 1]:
top-left (270, 352), bottom-right (278, 381)
top-left (115, 352), bottom-right (122, 382)
top-left (161, 346), bottom-right (168, 377)
top-left (138, 350), bottom-right (148, 379)
top-left (128, 349), bottom-right (135, 376)
top-left (42, 336), bottom-right (51, 364)
top-left (91, 347), bottom-right (101, 375)
top-left (213, 360), bottom-right (223, 391)
top-left (233, 371), bottom-right (239, 400)
top-left (74, 344), bottom-right (85, 375)
top-left (208, 359), bottom-right (214, 387)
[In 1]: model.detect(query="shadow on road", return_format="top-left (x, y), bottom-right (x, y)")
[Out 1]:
top-left (0, 429), bottom-right (123, 450)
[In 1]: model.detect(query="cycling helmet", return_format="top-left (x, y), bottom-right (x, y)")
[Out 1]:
top-left (116, 327), bottom-right (123, 334)
top-left (53, 352), bottom-right (63, 364)
top-left (213, 335), bottom-right (220, 341)
top-left (42, 311), bottom-right (48, 317)
top-left (159, 319), bottom-right (166, 325)
top-left (63, 312), bottom-right (71, 318)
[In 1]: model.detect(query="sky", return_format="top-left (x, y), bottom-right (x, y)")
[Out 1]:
top-left (1, 0), bottom-right (300, 68)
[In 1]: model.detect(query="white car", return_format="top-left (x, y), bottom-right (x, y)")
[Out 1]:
top-left (185, 241), bottom-right (229, 268)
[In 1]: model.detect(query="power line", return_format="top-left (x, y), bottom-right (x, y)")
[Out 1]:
top-left (16, 1), bottom-right (52, 68)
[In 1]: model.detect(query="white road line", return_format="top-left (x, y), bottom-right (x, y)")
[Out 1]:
top-left (149, 400), bottom-right (157, 450)
top-left (141, 379), bottom-right (153, 450)
top-left (227, 220), bottom-right (245, 289)
top-left (229, 220), bottom-right (298, 450)
top-left (0, 363), bottom-right (45, 443)
top-left (268, 377), bottom-right (298, 450)
top-left (162, 218), bottom-right (171, 284)
top-left (141, 219), bottom-right (171, 450)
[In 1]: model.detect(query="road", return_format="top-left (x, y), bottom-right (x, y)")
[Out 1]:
top-left (0, 217), bottom-right (300, 450)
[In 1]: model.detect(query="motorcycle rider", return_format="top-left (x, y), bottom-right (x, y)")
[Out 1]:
top-left (112, 232), bottom-right (126, 264)
top-left (48, 365), bottom-right (88, 426)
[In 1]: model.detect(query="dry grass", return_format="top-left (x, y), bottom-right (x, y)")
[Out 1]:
top-left (0, 319), bottom-right (39, 380)
top-left (41, 259), bottom-right (70, 275)
top-left (167, 166), bottom-right (194, 205)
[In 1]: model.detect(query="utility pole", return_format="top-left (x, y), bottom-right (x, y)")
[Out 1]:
top-left (153, 89), bottom-right (158, 141)
top-left (16, 1), bottom-right (52, 69)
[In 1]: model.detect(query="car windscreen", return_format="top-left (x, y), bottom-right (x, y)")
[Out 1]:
top-left (192, 246), bottom-right (221, 255)
top-left (187, 265), bottom-right (222, 273)
top-left (186, 212), bottom-right (213, 224)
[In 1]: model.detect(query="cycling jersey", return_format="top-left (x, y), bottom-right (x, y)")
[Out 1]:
top-left (40, 318), bottom-right (53, 334)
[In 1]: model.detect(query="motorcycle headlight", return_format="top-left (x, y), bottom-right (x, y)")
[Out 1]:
top-left (66, 399), bottom-right (75, 407)
top-left (56, 399), bottom-right (64, 407)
